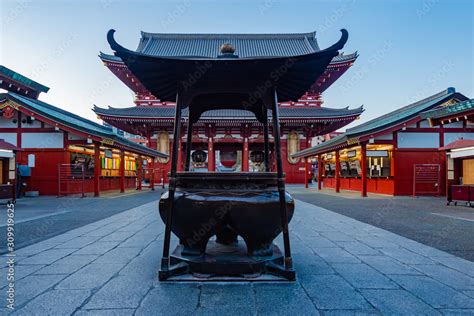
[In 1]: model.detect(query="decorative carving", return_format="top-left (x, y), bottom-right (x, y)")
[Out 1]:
top-left (287, 131), bottom-right (300, 164)
top-left (101, 138), bottom-right (114, 146)
top-left (157, 131), bottom-right (170, 163)
top-left (0, 100), bottom-right (20, 119)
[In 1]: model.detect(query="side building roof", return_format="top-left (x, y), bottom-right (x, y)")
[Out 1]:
top-left (0, 65), bottom-right (50, 94)
top-left (0, 92), bottom-right (167, 158)
top-left (421, 98), bottom-right (474, 121)
top-left (293, 87), bottom-right (469, 158)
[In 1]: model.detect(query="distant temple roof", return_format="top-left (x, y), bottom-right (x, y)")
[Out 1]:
top-left (0, 65), bottom-right (50, 99)
top-left (0, 92), bottom-right (167, 158)
top-left (421, 98), bottom-right (474, 122)
top-left (93, 105), bottom-right (364, 120)
top-left (292, 88), bottom-right (469, 158)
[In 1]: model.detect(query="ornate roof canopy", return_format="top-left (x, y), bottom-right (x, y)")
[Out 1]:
top-left (107, 29), bottom-right (349, 122)
top-left (99, 30), bottom-right (358, 103)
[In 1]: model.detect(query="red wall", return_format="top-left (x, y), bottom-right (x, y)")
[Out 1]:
top-left (17, 150), bottom-right (68, 196)
top-left (17, 150), bottom-right (137, 196)
top-left (323, 177), bottom-right (394, 195)
top-left (394, 150), bottom-right (446, 196)
top-left (281, 139), bottom-right (306, 184)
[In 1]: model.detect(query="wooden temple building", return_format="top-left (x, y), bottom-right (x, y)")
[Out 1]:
top-left (293, 88), bottom-right (473, 196)
top-left (0, 65), bottom-right (166, 196)
top-left (94, 31), bottom-right (363, 183)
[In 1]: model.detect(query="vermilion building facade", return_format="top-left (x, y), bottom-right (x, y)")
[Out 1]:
top-left (293, 88), bottom-right (473, 196)
top-left (0, 65), bottom-right (166, 196)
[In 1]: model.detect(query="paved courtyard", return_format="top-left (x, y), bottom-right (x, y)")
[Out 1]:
top-left (289, 186), bottom-right (474, 261)
top-left (2, 198), bottom-right (474, 315)
top-left (0, 189), bottom-right (163, 252)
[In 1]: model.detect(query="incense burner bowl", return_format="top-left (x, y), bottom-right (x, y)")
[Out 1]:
top-left (159, 172), bottom-right (294, 257)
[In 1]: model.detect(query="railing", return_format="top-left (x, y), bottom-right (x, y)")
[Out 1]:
top-left (58, 163), bottom-right (85, 197)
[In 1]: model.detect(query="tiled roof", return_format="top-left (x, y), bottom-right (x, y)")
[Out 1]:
top-left (0, 139), bottom-right (18, 151)
top-left (136, 31), bottom-right (321, 57)
top-left (421, 98), bottom-right (474, 120)
top-left (0, 65), bottom-right (50, 93)
top-left (93, 105), bottom-right (364, 120)
top-left (440, 139), bottom-right (474, 151)
top-left (0, 93), bottom-right (166, 158)
top-left (293, 88), bottom-right (469, 157)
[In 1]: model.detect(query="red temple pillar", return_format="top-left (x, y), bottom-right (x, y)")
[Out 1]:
top-left (177, 138), bottom-right (183, 172)
top-left (137, 156), bottom-right (142, 190)
top-left (242, 137), bottom-right (249, 172)
top-left (304, 157), bottom-right (309, 189)
top-left (208, 137), bottom-right (215, 171)
top-left (94, 142), bottom-right (101, 197)
top-left (335, 150), bottom-right (341, 193)
top-left (150, 158), bottom-right (155, 190)
top-left (317, 155), bottom-right (323, 190)
top-left (361, 143), bottom-right (367, 197)
top-left (119, 149), bottom-right (125, 193)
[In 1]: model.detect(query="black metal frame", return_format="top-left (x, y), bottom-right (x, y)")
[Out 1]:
top-left (270, 88), bottom-right (292, 269)
top-left (159, 88), bottom-right (294, 280)
top-left (161, 92), bottom-right (183, 273)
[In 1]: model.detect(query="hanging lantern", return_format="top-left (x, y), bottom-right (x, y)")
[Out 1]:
top-left (192, 150), bottom-right (207, 163)
top-left (219, 150), bottom-right (237, 168)
top-left (287, 131), bottom-right (300, 164)
top-left (156, 131), bottom-right (170, 164)
top-left (250, 151), bottom-right (264, 165)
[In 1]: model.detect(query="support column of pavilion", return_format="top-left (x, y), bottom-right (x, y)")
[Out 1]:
top-left (271, 88), bottom-right (293, 271)
top-left (304, 132), bottom-right (312, 189)
top-left (184, 120), bottom-right (193, 171)
top-left (317, 155), bottom-right (323, 190)
top-left (361, 142), bottom-right (368, 197)
top-left (335, 149), bottom-right (341, 193)
top-left (137, 156), bottom-right (143, 190)
top-left (161, 92), bottom-right (182, 272)
top-left (206, 124), bottom-right (216, 172)
top-left (241, 123), bottom-right (251, 172)
top-left (262, 105), bottom-right (270, 172)
top-left (119, 149), bottom-right (125, 193)
top-left (94, 141), bottom-right (101, 197)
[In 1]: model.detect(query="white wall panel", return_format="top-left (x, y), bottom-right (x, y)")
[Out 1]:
top-left (22, 132), bottom-right (64, 148)
top-left (397, 132), bottom-right (439, 148)
top-left (0, 133), bottom-right (17, 146)
top-left (444, 132), bottom-right (474, 145)
top-left (0, 113), bottom-right (18, 128)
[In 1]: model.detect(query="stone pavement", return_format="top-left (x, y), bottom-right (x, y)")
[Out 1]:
top-left (289, 186), bottom-right (474, 261)
top-left (2, 199), bottom-right (474, 315)
top-left (0, 189), bottom-right (163, 252)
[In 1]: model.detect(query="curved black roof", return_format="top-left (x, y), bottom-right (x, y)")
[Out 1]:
top-left (106, 29), bottom-right (350, 122)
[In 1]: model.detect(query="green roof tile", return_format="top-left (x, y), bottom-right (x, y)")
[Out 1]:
top-left (421, 98), bottom-right (474, 120)
top-left (0, 65), bottom-right (50, 93)
top-left (292, 88), bottom-right (469, 158)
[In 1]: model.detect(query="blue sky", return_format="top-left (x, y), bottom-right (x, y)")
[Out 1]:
top-left (1, 0), bottom-right (472, 129)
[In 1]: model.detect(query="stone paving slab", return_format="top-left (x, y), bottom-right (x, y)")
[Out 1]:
top-left (2, 199), bottom-right (474, 315)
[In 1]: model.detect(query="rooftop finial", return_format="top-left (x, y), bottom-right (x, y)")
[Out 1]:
top-left (220, 43), bottom-right (235, 54)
